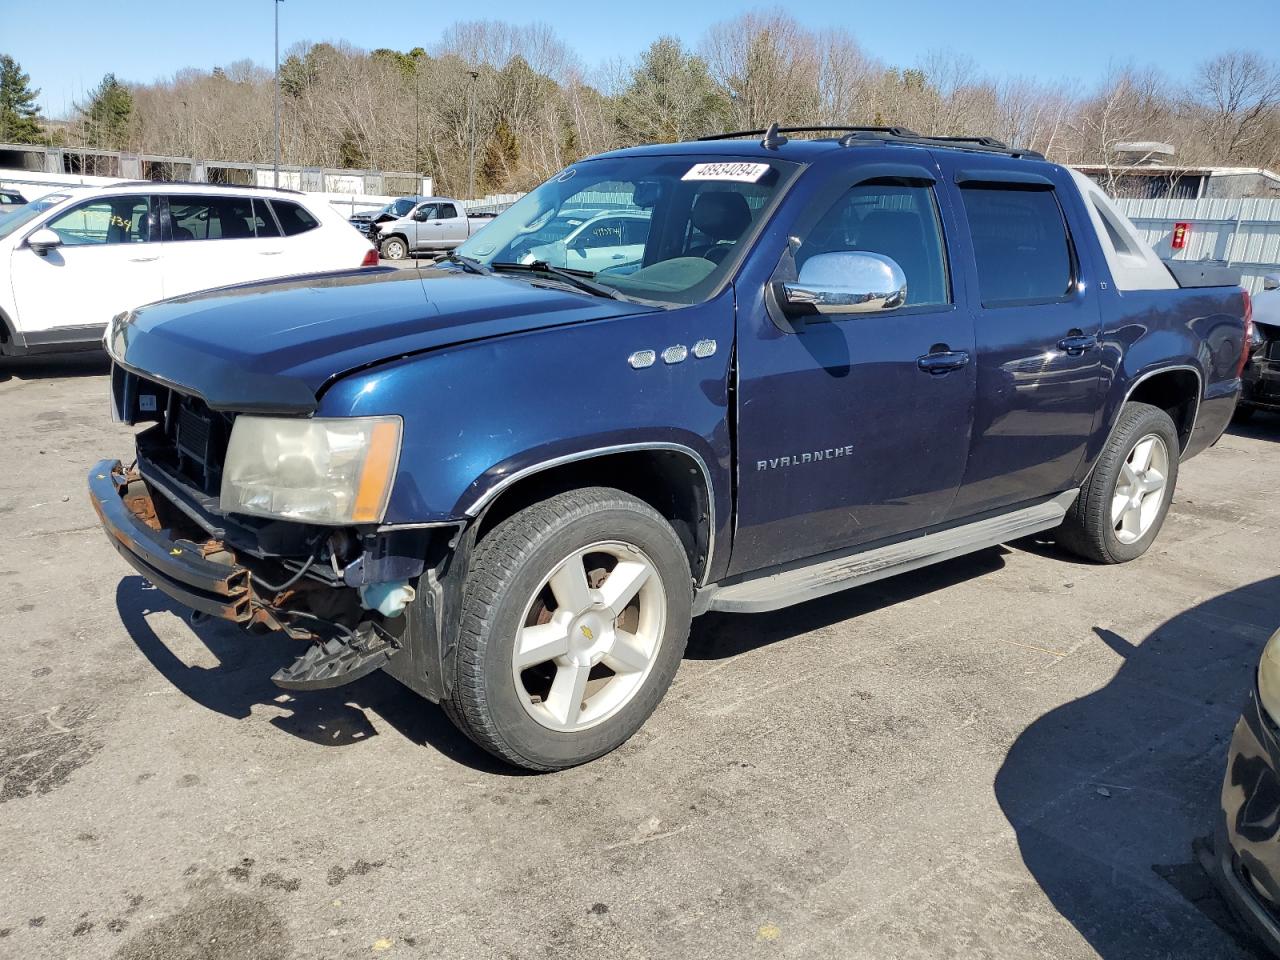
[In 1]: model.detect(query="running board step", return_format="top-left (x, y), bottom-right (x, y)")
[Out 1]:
top-left (700, 491), bottom-right (1078, 615)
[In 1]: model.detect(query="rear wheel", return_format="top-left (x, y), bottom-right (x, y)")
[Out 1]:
top-left (442, 487), bottom-right (692, 771)
top-left (1057, 401), bottom-right (1180, 563)
top-left (380, 236), bottom-right (408, 260)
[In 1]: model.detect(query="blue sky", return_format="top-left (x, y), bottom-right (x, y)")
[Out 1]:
top-left (4, 0), bottom-right (1266, 117)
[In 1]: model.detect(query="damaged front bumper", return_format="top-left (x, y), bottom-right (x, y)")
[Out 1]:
top-left (88, 459), bottom-right (461, 694)
top-left (90, 459), bottom-right (261, 623)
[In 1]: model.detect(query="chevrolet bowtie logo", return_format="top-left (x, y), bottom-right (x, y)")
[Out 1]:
top-left (580, 625), bottom-right (594, 641)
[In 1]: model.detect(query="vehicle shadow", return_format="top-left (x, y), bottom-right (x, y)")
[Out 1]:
top-left (994, 576), bottom-right (1280, 958)
top-left (1227, 411), bottom-right (1280, 441)
top-left (0, 352), bottom-right (109, 383)
top-left (114, 576), bottom-right (517, 774)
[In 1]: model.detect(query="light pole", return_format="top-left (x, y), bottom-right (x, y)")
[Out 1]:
top-left (273, 0), bottom-right (283, 188)
top-left (414, 58), bottom-right (420, 187)
top-left (467, 70), bottom-right (479, 200)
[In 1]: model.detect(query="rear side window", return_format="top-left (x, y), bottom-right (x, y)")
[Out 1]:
top-left (167, 195), bottom-right (261, 241)
top-left (270, 200), bottom-right (320, 236)
top-left (960, 186), bottom-right (1074, 306)
top-left (436, 203), bottom-right (458, 219)
top-left (251, 199), bottom-right (281, 238)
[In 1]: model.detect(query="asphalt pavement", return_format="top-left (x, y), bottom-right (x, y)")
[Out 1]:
top-left (1, 352), bottom-right (1277, 960)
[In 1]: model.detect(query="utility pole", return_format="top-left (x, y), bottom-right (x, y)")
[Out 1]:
top-left (273, 0), bottom-right (283, 188)
top-left (467, 70), bottom-right (479, 200)
top-left (414, 59), bottom-right (420, 188)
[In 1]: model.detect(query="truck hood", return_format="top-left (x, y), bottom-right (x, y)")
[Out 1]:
top-left (108, 266), bottom-right (655, 414)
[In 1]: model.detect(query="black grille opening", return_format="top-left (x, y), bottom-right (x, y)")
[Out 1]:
top-left (129, 384), bottom-right (234, 498)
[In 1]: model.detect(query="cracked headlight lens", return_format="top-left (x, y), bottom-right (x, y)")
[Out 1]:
top-left (220, 416), bottom-right (402, 525)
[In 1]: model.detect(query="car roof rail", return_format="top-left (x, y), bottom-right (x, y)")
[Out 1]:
top-left (697, 125), bottom-right (1044, 160)
top-left (111, 180), bottom-right (306, 195)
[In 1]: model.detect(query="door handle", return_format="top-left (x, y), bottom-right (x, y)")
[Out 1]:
top-left (259, 250), bottom-right (284, 256)
top-left (917, 350), bottom-right (970, 374)
top-left (611, 253), bottom-right (626, 260)
top-left (129, 256), bottom-right (159, 263)
top-left (1057, 332), bottom-right (1098, 355)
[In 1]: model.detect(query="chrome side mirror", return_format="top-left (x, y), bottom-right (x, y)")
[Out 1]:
top-left (27, 227), bottom-right (63, 256)
top-left (781, 251), bottom-right (907, 316)
top-left (1264, 274), bottom-right (1280, 292)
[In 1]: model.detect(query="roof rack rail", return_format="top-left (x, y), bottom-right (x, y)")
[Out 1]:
top-left (697, 125), bottom-right (1044, 160)
top-left (112, 179), bottom-right (305, 194)
top-left (699, 125), bottom-right (921, 142)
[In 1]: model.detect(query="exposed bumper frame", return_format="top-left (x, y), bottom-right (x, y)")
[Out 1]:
top-left (89, 459), bottom-right (258, 621)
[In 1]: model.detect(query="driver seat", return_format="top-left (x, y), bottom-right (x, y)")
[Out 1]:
top-left (689, 191), bottom-right (752, 264)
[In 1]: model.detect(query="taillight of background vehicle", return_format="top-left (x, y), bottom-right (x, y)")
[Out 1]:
top-left (360, 248), bottom-right (379, 267)
top-left (1239, 288), bottom-right (1253, 377)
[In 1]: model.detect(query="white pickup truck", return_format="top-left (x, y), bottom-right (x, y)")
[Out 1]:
top-left (375, 197), bottom-right (494, 260)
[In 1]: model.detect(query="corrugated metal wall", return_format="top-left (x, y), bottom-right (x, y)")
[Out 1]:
top-left (1115, 197), bottom-right (1280, 293)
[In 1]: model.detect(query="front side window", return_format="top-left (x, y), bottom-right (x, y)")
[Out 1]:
top-left (166, 195), bottom-right (260, 241)
top-left (459, 154), bottom-right (800, 305)
top-left (268, 200), bottom-right (319, 236)
top-left (46, 196), bottom-right (152, 245)
top-left (796, 181), bottom-right (950, 307)
top-left (960, 186), bottom-right (1074, 306)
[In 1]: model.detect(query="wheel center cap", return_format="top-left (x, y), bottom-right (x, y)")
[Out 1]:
top-left (568, 609), bottom-right (610, 659)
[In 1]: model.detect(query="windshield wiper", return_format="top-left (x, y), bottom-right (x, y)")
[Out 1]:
top-left (490, 260), bottom-right (629, 301)
top-left (441, 252), bottom-right (492, 275)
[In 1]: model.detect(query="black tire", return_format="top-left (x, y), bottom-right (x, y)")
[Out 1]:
top-left (1232, 404), bottom-right (1256, 424)
top-left (380, 236), bottom-right (408, 260)
top-left (1057, 401), bottom-right (1180, 564)
top-left (442, 487), bottom-right (692, 771)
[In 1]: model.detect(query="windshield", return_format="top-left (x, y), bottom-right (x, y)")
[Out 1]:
top-left (0, 193), bottom-right (70, 241)
top-left (458, 154), bottom-right (800, 305)
top-left (390, 197), bottom-right (416, 217)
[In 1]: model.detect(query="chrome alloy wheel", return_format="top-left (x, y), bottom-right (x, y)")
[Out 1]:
top-left (512, 541), bottom-right (667, 733)
top-left (1112, 433), bottom-right (1170, 545)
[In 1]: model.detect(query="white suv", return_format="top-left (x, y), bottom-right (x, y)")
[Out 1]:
top-left (0, 183), bottom-right (378, 356)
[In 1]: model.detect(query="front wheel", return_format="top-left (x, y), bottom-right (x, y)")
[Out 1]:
top-left (442, 487), bottom-right (692, 770)
top-left (379, 236), bottom-right (408, 260)
top-left (1057, 401), bottom-right (1180, 563)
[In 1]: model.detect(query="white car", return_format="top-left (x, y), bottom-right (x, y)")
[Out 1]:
top-left (521, 210), bottom-right (651, 273)
top-left (0, 183), bottom-right (378, 356)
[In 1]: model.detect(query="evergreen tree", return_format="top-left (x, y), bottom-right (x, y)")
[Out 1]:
top-left (81, 73), bottom-right (133, 149)
top-left (616, 38), bottom-right (728, 144)
top-left (479, 120), bottom-right (519, 193)
top-left (0, 54), bottom-right (43, 144)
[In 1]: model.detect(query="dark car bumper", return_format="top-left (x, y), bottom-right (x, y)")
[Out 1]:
top-left (1242, 355), bottom-right (1280, 411)
top-left (1205, 684), bottom-right (1280, 954)
top-left (88, 459), bottom-right (257, 622)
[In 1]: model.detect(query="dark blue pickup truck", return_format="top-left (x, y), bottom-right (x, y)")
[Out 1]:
top-left (91, 126), bottom-right (1250, 770)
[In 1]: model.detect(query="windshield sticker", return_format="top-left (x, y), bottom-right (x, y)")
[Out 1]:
top-left (682, 162), bottom-right (770, 183)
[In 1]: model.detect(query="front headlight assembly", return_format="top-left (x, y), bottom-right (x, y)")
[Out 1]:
top-left (220, 416), bottom-right (402, 525)
top-left (1257, 627), bottom-right (1280, 725)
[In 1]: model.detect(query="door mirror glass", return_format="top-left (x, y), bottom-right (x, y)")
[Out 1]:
top-left (27, 227), bottom-right (62, 254)
top-left (1264, 274), bottom-right (1280, 292)
top-left (781, 251), bottom-right (907, 316)
top-left (413, 206), bottom-right (433, 222)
